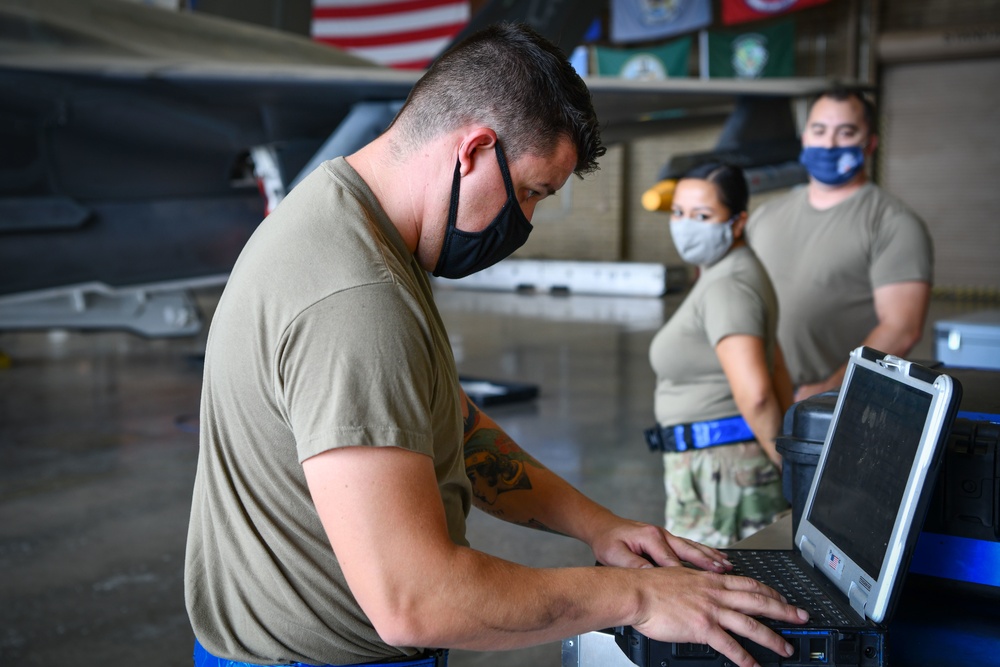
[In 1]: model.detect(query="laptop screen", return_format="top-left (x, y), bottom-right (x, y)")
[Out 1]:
top-left (806, 365), bottom-right (934, 577)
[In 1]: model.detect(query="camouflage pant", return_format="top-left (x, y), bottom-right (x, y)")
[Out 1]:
top-left (662, 441), bottom-right (787, 548)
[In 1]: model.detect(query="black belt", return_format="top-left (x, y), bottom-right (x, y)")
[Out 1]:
top-left (645, 415), bottom-right (754, 452)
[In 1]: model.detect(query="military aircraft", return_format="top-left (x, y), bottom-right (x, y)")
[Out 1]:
top-left (0, 0), bottom-right (836, 336)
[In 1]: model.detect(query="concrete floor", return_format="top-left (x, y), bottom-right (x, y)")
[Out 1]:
top-left (0, 285), bottom-right (987, 667)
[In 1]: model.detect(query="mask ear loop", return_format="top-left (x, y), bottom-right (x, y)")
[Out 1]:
top-left (433, 160), bottom-right (464, 277)
top-left (493, 143), bottom-right (532, 231)
top-left (494, 143), bottom-right (517, 200)
top-left (728, 213), bottom-right (745, 241)
top-left (446, 159), bottom-right (462, 229)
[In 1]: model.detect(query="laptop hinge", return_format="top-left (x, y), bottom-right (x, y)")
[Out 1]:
top-left (848, 581), bottom-right (868, 618)
top-left (799, 536), bottom-right (818, 568)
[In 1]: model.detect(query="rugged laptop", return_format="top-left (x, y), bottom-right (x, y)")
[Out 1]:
top-left (615, 346), bottom-right (962, 667)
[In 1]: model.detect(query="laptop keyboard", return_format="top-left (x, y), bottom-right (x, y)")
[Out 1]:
top-left (726, 551), bottom-right (857, 627)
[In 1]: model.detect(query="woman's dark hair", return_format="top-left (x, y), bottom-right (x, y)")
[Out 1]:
top-left (390, 22), bottom-right (605, 176)
top-left (681, 162), bottom-right (749, 216)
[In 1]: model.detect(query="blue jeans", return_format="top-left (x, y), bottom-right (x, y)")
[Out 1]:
top-left (193, 639), bottom-right (448, 667)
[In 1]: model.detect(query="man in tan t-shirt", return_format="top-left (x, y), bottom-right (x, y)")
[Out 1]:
top-left (185, 23), bottom-right (809, 667)
top-left (747, 89), bottom-right (933, 400)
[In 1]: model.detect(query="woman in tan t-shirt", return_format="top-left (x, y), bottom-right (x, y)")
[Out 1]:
top-left (647, 162), bottom-right (792, 548)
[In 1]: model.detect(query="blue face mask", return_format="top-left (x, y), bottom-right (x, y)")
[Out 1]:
top-left (799, 146), bottom-right (865, 186)
top-left (432, 143), bottom-right (533, 280)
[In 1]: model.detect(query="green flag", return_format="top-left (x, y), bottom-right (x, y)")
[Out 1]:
top-left (594, 37), bottom-right (691, 79)
top-left (707, 19), bottom-right (794, 78)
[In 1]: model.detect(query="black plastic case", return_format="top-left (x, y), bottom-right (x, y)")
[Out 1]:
top-left (776, 366), bottom-right (1000, 594)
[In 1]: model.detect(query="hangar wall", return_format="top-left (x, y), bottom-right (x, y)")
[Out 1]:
top-left (179, 0), bottom-right (1000, 293)
top-left (880, 56), bottom-right (1000, 295)
top-left (518, 0), bottom-right (1000, 295)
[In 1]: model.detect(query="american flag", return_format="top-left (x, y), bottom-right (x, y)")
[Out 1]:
top-left (827, 553), bottom-right (841, 570)
top-left (311, 0), bottom-right (471, 70)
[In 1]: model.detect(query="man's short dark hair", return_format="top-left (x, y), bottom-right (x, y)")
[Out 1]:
top-left (391, 22), bottom-right (605, 176)
top-left (814, 86), bottom-right (877, 135)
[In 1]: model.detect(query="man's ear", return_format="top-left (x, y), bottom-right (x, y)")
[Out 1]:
top-left (865, 133), bottom-right (879, 157)
top-left (457, 127), bottom-right (498, 177)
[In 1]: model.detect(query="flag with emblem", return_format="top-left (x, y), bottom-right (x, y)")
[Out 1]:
top-left (311, 0), bottom-right (470, 70)
top-left (706, 19), bottom-right (794, 78)
top-left (610, 0), bottom-right (712, 44)
top-left (721, 0), bottom-right (831, 25)
top-left (595, 38), bottom-right (692, 79)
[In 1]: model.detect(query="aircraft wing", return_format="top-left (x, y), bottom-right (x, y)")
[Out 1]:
top-left (0, 0), bottom-right (846, 335)
top-left (0, 0), bottom-right (423, 326)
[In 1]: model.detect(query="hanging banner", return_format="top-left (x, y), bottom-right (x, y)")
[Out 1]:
top-left (594, 38), bottom-right (691, 79)
top-left (610, 0), bottom-right (712, 44)
top-left (707, 20), bottom-right (794, 78)
top-left (583, 16), bottom-right (604, 43)
top-left (311, 0), bottom-right (470, 70)
top-left (721, 0), bottom-right (831, 26)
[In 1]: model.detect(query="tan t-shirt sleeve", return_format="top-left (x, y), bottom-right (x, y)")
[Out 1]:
top-left (702, 277), bottom-right (769, 348)
top-left (278, 283), bottom-right (438, 463)
top-left (869, 206), bottom-right (934, 288)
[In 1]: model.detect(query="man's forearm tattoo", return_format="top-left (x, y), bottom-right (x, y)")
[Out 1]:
top-left (463, 398), bottom-right (542, 506)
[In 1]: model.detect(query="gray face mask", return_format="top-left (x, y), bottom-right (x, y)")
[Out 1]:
top-left (669, 216), bottom-right (735, 267)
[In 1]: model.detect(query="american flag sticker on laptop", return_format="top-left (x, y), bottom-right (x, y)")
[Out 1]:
top-left (826, 549), bottom-right (845, 577)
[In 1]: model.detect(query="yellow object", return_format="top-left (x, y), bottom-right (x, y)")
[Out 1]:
top-left (641, 179), bottom-right (677, 212)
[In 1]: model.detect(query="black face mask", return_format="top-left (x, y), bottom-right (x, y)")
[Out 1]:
top-left (432, 143), bottom-right (533, 279)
